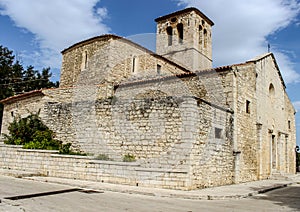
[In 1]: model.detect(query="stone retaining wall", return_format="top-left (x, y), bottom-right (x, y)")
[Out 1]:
top-left (0, 144), bottom-right (190, 190)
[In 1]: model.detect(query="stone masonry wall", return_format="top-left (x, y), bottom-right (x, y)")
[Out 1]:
top-left (189, 101), bottom-right (234, 189)
top-left (284, 92), bottom-right (296, 174)
top-left (60, 36), bottom-right (187, 88)
top-left (254, 55), bottom-right (296, 177)
top-left (234, 63), bottom-right (259, 182)
top-left (42, 76), bottom-right (219, 172)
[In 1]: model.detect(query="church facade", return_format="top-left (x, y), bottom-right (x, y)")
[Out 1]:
top-left (0, 8), bottom-right (296, 189)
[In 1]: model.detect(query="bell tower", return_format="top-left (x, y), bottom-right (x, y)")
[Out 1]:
top-left (155, 8), bottom-right (214, 71)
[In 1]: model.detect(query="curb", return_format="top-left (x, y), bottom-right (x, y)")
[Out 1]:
top-left (257, 183), bottom-right (292, 194)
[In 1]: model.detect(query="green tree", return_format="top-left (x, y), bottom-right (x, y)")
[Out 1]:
top-left (38, 67), bottom-right (57, 89)
top-left (0, 46), bottom-right (15, 100)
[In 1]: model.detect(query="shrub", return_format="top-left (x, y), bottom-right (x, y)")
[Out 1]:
top-left (3, 112), bottom-right (90, 156)
top-left (123, 154), bottom-right (136, 162)
top-left (59, 143), bottom-right (72, 154)
top-left (4, 112), bottom-right (48, 145)
top-left (4, 112), bottom-right (69, 152)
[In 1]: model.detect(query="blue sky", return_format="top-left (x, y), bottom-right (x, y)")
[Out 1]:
top-left (0, 0), bottom-right (300, 145)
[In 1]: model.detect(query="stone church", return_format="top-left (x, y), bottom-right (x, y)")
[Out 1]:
top-left (0, 8), bottom-right (296, 189)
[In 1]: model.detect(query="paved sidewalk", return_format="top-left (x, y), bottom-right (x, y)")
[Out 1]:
top-left (1, 168), bottom-right (299, 200)
top-left (25, 175), bottom-right (300, 200)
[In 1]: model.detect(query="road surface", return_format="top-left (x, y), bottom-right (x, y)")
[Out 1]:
top-left (0, 176), bottom-right (299, 211)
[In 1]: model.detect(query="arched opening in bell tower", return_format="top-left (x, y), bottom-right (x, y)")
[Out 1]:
top-left (177, 23), bottom-right (183, 44)
top-left (166, 26), bottom-right (173, 46)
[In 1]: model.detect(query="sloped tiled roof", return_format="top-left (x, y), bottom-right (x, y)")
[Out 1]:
top-left (0, 90), bottom-right (44, 104)
top-left (115, 65), bottom-right (232, 89)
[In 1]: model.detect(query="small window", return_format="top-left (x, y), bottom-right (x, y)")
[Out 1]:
top-left (157, 64), bottom-right (161, 75)
top-left (81, 51), bottom-right (88, 70)
top-left (84, 51), bottom-right (88, 68)
top-left (246, 100), bottom-right (250, 114)
top-left (166, 26), bottom-right (173, 46)
top-left (288, 120), bottom-right (291, 129)
top-left (132, 57), bottom-right (136, 73)
top-left (215, 128), bottom-right (222, 139)
top-left (11, 111), bottom-right (14, 117)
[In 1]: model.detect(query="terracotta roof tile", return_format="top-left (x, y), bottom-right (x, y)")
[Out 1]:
top-left (114, 66), bottom-right (232, 89)
top-left (0, 90), bottom-right (44, 104)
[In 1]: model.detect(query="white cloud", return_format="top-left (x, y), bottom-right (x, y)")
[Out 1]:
top-left (0, 0), bottom-right (110, 70)
top-left (274, 51), bottom-right (299, 84)
top-left (96, 7), bottom-right (108, 17)
top-left (177, 0), bottom-right (300, 84)
top-left (293, 101), bottom-right (300, 111)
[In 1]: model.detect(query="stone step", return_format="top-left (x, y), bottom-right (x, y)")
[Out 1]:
top-left (270, 172), bottom-right (291, 180)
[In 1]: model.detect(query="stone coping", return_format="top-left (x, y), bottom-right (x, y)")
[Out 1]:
top-left (0, 144), bottom-right (24, 148)
top-left (17, 149), bottom-right (59, 154)
top-left (89, 160), bottom-right (140, 166)
top-left (0, 144), bottom-right (59, 153)
top-left (133, 167), bottom-right (188, 174)
top-left (50, 154), bottom-right (92, 159)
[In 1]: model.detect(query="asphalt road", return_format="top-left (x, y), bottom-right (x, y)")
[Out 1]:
top-left (0, 176), bottom-right (299, 212)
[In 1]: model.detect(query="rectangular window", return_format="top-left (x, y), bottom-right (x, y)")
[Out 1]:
top-left (157, 64), bottom-right (161, 75)
top-left (246, 100), bottom-right (250, 114)
top-left (215, 128), bottom-right (222, 139)
top-left (288, 120), bottom-right (291, 129)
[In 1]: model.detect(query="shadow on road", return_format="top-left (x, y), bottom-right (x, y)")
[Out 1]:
top-left (253, 185), bottom-right (300, 211)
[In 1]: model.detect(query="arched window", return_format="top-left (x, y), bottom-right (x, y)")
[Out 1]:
top-left (199, 25), bottom-right (203, 46)
top-left (166, 26), bottom-right (173, 46)
top-left (203, 29), bottom-right (208, 49)
top-left (269, 83), bottom-right (275, 102)
top-left (177, 23), bottom-right (183, 44)
top-left (81, 51), bottom-right (88, 70)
